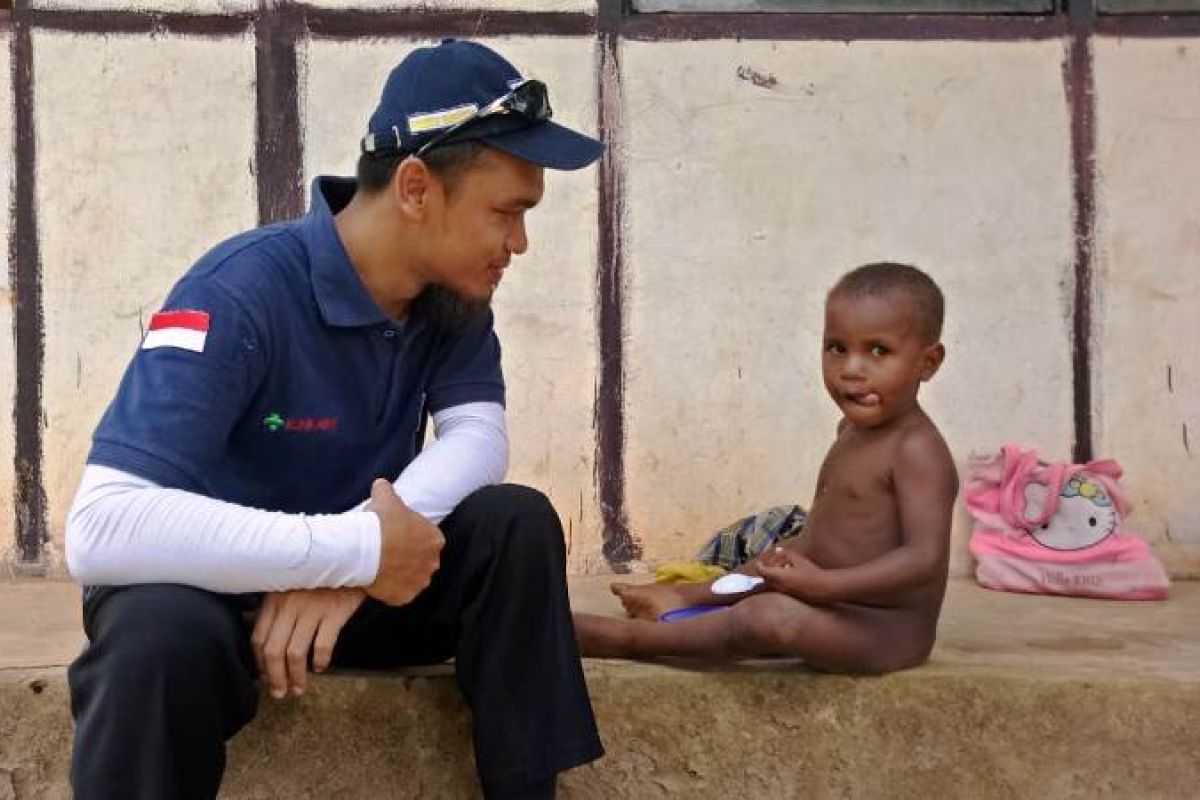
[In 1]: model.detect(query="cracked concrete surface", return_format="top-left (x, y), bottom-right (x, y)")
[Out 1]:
top-left (2, 578), bottom-right (1198, 798)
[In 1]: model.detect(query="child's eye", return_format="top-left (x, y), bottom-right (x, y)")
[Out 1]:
top-left (871, 345), bottom-right (889, 357)
top-left (826, 344), bottom-right (846, 355)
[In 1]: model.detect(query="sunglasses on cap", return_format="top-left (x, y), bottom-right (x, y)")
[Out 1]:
top-left (362, 79), bottom-right (553, 158)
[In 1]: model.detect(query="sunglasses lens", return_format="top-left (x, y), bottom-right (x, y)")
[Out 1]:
top-left (415, 80), bottom-right (553, 157)
top-left (507, 80), bottom-right (551, 122)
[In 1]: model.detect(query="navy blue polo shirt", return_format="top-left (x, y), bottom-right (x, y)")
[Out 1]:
top-left (88, 176), bottom-right (505, 515)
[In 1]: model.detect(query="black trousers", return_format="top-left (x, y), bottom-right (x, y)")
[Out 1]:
top-left (68, 484), bottom-right (603, 799)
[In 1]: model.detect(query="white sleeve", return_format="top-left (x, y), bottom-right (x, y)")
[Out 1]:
top-left (65, 401), bottom-right (507, 592)
top-left (65, 465), bottom-right (381, 593)
top-left (389, 401), bottom-right (509, 523)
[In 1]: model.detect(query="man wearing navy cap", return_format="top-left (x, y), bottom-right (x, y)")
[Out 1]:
top-left (66, 40), bottom-right (604, 799)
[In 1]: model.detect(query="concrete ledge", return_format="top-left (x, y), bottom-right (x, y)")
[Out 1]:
top-left (2, 579), bottom-right (1199, 799)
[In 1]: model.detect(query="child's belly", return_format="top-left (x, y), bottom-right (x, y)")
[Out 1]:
top-left (803, 522), bottom-right (901, 570)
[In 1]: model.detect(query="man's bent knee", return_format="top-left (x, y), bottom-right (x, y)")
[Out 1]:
top-left (458, 483), bottom-right (556, 522)
top-left (83, 584), bottom-right (250, 683)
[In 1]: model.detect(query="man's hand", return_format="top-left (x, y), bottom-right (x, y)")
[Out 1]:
top-left (251, 587), bottom-right (366, 699)
top-left (366, 478), bottom-right (445, 606)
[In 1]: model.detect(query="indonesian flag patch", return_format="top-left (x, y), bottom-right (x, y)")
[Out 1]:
top-left (142, 310), bottom-right (210, 353)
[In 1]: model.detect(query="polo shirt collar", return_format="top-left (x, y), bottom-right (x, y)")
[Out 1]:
top-left (304, 176), bottom-right (390, 328)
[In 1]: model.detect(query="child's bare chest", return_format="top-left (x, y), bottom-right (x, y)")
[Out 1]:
top-left (816, 433), bottom-right (896, 499)
top-left (806, 434), bottom-right (902, 563)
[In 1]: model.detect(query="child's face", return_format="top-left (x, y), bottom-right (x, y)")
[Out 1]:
top-left (821, 289), bottom-right (944, 429)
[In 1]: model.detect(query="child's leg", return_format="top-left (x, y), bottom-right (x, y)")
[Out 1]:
top-left (611, 560), bottom-right (770, 621)
top-left (609, 581), bottom-right (730, 621)
top-left (577, 592), bottom-right (901, 673)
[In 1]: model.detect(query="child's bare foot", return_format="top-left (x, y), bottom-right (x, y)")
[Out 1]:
top-left (574, 612), bottom-right (634, 658)
top-left (611, 582), bottom-right (688, 621)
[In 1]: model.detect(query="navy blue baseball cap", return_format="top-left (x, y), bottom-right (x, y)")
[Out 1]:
top-left (363, 39), bottom-right (603, 171)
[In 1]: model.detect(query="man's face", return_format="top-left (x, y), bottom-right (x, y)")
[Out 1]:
top-left (424, 146), bottom-right (544, 305)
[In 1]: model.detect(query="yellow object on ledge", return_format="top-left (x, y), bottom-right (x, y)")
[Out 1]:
top-left (654, 562), bottom-right (727, 584)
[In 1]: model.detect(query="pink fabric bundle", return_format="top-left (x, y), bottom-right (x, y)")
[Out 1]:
top-left (964, 444), bottom-right (1169, 600)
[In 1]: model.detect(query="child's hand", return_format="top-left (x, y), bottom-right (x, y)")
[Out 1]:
top-left (757, 547), bottom-right (825, 600)
top-left (757, 544), bottom-right (799, 570)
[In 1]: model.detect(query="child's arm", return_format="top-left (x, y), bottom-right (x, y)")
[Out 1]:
top-left (758, 427), bottom-right (958, 605)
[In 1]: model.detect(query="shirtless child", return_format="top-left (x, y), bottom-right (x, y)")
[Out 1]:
top-left (576, 263), bottom-right (959, 674)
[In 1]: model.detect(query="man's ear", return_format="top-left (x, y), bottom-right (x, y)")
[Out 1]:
top-left (920, 342), bottom-right (945, 382)
top-left (390, 156), bottom-right (438, 221)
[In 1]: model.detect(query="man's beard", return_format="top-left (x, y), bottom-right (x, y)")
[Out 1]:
top-left (409, 284), bottom-right (492, 334)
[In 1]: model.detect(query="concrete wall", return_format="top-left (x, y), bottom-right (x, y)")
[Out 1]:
top-left (622, 40), bottom-right (1074, 572)
top-left (4, 3), bottom-right (1200, 579)
top-left (34, 31), bottom-right (258, 571)
top-left (0, 29), bottom-right (12, 566)
top-left (1094, 39), bottom-right (1200, 578)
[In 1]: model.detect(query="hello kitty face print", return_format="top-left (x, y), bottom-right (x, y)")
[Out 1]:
top-left (1023, 475), bottom-right (1119, 551)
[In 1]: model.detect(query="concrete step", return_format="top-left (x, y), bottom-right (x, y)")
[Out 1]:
top-left (2, 578), bottom-right (1198, 799)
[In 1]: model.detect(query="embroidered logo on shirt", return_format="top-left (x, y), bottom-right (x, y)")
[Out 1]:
top-left (142, 310), bottom-right (210, 353)
top-left (262, 412), bottom-right (338, 433)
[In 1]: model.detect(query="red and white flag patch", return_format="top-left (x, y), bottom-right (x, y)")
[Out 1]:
top-left (142, 310), bottom-right (210, 353)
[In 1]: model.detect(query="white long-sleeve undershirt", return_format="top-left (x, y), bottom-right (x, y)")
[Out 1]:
top-left (65, 401), bottom-right (508, 593)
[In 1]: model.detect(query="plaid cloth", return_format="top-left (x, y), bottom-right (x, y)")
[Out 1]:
top-left (695, 505), bottom-right (808, 570)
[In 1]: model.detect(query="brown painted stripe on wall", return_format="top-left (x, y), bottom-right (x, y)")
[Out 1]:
top-left (1066, 1), bottom-right (1096, 464)
top-left (1095, 13), bottom-right (1200, 36)
top-left (256, 3), bottom-right (304, 223)
top-left (14, 4), bottom-right (1200, 40)
top-left (10, 1), bottom-right (47, 570)
top-left (596, 2), bottom-right (638, 567)
top-left (619, 11), bottom-right (1070, 41)
top-left (24, 8), bottom-right (252, 36)
top-left (303, 8), bottom-right (595, 39)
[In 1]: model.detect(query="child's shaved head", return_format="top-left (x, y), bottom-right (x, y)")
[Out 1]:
top-left (830, 262), bottom-right (944, 343)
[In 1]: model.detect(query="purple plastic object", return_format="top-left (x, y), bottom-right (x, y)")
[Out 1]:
top-left (658, 605), bottom-right (725, 623)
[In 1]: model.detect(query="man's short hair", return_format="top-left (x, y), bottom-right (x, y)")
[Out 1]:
top-left (356, 140), bottom-right (490, 196)
top-left (831, 262), bottom-right (945, 343)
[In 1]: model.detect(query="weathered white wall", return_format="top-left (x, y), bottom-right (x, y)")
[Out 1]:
top-left (11, 5), bottom-right (1200, 580)
top-left (35, 31), bottom-right (258, 568)
top-left (302, 35), bottom-right (605, 570)
top-left (0, 30), bottom-right (13, 563)
top-left (1094, 38), bottom-right (1200, 578)
top-left (622, 40), bottom-right (1075, 572)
